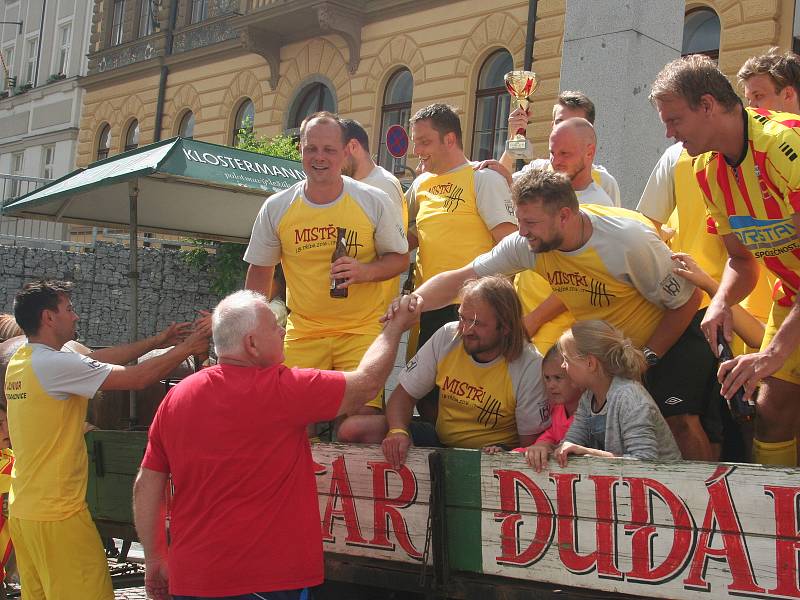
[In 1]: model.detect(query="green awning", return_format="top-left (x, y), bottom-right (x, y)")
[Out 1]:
top-left (2, 137), bottom-right (305, 243)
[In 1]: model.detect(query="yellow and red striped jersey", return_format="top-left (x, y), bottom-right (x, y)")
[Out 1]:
top-left (695, 107), bottom-right (800, 307)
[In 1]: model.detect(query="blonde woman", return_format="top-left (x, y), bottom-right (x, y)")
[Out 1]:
top-left (554, 320), bottom-right (681, 466)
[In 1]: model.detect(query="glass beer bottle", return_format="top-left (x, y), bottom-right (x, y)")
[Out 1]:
top-left (717, 328), bottom-right (755, 423)
top-left (330, 227), bottom-right (348, 298)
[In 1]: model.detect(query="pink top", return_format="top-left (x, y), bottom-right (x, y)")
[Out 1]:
top-left (514, 403), bottom-right (574, 451)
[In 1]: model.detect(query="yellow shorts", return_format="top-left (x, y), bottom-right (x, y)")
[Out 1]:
top-left (10, 509), bottom-right (113, 600)
top-left (761, 303), bottom-right (800, 386)
top-left (285, 332), bottom-right (384, 409)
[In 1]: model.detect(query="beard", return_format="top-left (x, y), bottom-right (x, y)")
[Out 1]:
top-left (461, 334), bottom-right (501, 361)
top-left (341, 156), bottom-right (356, 178)
top-left (526, 232), bottom-right (563, 253)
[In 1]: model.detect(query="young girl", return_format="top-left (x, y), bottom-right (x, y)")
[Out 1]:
top-left (523, 346), bottom-right (585, 472)
top-left (554, 320), bottom-right (681, 466)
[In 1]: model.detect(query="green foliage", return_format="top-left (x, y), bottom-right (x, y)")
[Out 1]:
top-left (181, 124), bottom-right (300, 296)
top-left (236, 124), bottom-right (301, 161)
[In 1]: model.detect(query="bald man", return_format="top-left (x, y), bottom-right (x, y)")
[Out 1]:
top-left (545, 118), bottom-right (614, 206)
top-left (479, 118), bottom-right (616, 207)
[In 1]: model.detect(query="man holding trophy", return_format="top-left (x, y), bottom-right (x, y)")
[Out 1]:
top-left (491, 71), bottom-right (620, 206)
top-left (472, 71), bottom-right (616, 354)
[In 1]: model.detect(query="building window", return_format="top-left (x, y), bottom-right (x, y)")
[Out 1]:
top-left (1, 46), bottom-right (14, 91)
top-left (471, 49), bottom-right (513, 162)
top-left (56, 24), bottom-right (71, 76)
top-left (190, 0), bottom-right (208, 24)
top-left (377, 69), bottom-right (413, 176)
top-left (24, 37), bottom-right (38, 84)
top-left (232, 99), bottom-right (254, 145)
top-left (139, 0), bottom-right (156, 37)
top-left (124, 120), bottom-right (140, 152)
top-left (97, 124), bottom-right (111, 160)
top-left (41, 145), bottom-right (55, 179)
top-left (682, 8), bottom-right (720, 60)
top-left (288, 82), bottom-right (336, 131)
top-left (9, 152), bottom-right (24, 199)
top-left (178, 110), bottom-right (195, 138)
top-left (111, 0), bottom-right (126, 46)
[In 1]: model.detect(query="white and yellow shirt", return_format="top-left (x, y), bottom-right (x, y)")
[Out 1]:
top-left (474, 206), bottom-right (696, 348)
top-left (408, 164), bottom-right (516, 285)
top-left (244, 177), bottom-right (408, 339)
top-left (515, 186), bottom-right (614, 354)
top-left (5, 343), bottom-right (111, 521)
top-left (398, 322), bottom-right (549, 448)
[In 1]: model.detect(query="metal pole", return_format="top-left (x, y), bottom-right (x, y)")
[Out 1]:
top-left (523, 0), bottom-right (538, 71)
top-left (516, 0), bottom-right (538, 173)
top-left (153, 1), bottom-right (179, 141)
top-left (33, 0), bottom-right (46, 86)
top-left (128, 179), bottom-right (139, 427)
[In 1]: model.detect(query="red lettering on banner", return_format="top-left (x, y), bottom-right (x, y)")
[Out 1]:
top-left (623, 477), bottom-right (695, 584)
top-left (552, 472), bottom-right (597, 574)
top-left (366, 461), bottom-right (423, 560)
top-left (493, 469), bottom-right (554, 567)
top-left (763, 484), bottom-right (800, 597)
top-left (684, 466), bottom-right (765, 594)
top-left (321, 455), bottom-right (368, 545)
top-left (589, 475), bottom-right (623, 579)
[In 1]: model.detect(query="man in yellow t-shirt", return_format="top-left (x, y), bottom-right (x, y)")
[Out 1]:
top-left (4, 280), bottom-right (210, 600)
top-left (651, 55), bottom-right (800, 466)
top-left (478, 108), bottom-right (619, 354)
top-left (244, 112), bottom-right (408, 414)
top-left (407, 103), bottom-right (518, 354)
top-left (339, 276), bottom-right (549, 467)
top-left (393, 169), bottom-right (722, 461)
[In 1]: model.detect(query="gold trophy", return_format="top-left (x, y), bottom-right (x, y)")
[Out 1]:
top-left (504, 70), bottom-right (539, 159)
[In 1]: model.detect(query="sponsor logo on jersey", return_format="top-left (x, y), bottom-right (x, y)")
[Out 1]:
top-left (659, 274), bottom-right (683, 297)
top-left (729, 215), bottom-right (799, 258)
top-left (665, 396), bottom-right (684, 405)
top-left (441, 375), bottom-right (505, 429)
top-left (294, 225), bottom-right (338, 244)
top-left (547, 270), bottom-right (616, 307)
top-left (427, 181), bottom-right (466, 213)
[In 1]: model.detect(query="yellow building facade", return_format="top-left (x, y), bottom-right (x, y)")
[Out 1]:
top-left (77, 0), bottom-right (796, 172)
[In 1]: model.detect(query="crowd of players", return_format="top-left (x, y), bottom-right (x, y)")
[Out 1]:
top-left (2, 47), bottom-right (800, 600)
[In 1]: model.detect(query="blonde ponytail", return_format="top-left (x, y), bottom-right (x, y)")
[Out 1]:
top-left (567, 320), bottom-right (647, 381)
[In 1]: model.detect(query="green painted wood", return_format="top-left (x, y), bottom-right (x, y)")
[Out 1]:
top-left (85, 430), bottom-right (148, 524)
top-left (442, 448), bottom-right (483, 573)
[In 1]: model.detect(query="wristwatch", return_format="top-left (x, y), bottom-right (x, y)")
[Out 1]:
top-left (642, 346), bottom-right (660, 367)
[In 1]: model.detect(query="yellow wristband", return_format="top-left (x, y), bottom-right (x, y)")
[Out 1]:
top-left (387, 428), bottom-right (410, 437)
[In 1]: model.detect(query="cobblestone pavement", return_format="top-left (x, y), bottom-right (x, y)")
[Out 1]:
top-left (114, 587), bottom-right (148, 599)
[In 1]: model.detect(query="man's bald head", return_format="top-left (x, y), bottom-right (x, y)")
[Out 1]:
top-left (548, 117), bottom-right (596, 188)
top-left (550, 117), bottom-right (596, 147)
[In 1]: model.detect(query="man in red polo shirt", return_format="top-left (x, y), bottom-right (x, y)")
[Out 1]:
top-left (133, 290), bottom-right (420, 600)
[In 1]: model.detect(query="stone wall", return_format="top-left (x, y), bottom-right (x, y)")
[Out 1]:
top-left (0, 242), bottom-right (223, 347)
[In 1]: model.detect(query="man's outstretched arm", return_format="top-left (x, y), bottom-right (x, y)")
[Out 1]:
top-left (133, 467), bottom-right (170, 600)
